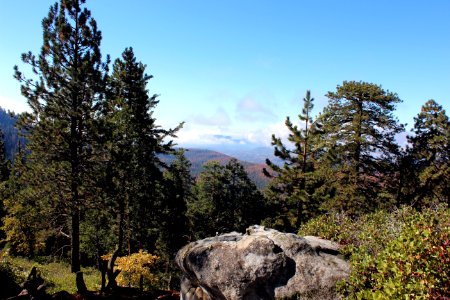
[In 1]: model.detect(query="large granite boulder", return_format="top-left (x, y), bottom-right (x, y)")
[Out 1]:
top-left (176, 225), bottom-right (349, 300)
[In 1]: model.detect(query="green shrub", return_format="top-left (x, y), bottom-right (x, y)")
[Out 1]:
top-left (299, 208), bottom-right (412, 257)
top-left (299, 206), bottom-right (450, 299)
top-left (347, 208), bottom-right (450, 299)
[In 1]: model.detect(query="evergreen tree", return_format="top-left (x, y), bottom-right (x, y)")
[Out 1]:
top-left (0, 128), bottom-right (11, 242)
top-left (103, 47), bottom-right (182, 254)
top-left (407, 100), bottom-right (449, 206)
top-left (188, 161), bottom-right (223, 239)
top-left (225, 159), bottom-right (265, 231)
top-left (161, 150), bottom-right (192, 248)
top-left (0, 108), bottom-right (21, 161)
top-left (14, 0), bottom-right (108, 272)
top-left (0, 128), bottom-right (10, 182)
top-left (189, 159), bottom-right (264, 239)
top-left (319, 81), bottom-right (404, 214)
top-left (158, 149), bottom-right (192, 288)
top-left (1, 146), bottom-right (54, 257)
top-left (392, 148), bottom-right (417, 207)
top-left (264, 90), bottom-right (323, 230)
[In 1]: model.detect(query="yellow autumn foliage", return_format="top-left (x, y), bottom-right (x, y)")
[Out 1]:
top-left (102, 250), bottom-right (159, 289)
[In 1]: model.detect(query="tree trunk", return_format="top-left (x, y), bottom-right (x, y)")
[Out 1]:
top-left (71, 208), bottom-right (80, 273)
top-left (354, 101), bottom-right (363, 180)
top-left (295, 199), bottom-right (303, 229)
top-left (76, 271), bottom-right (88, 294)
top-left (117, 190), bottom-right (126, 255)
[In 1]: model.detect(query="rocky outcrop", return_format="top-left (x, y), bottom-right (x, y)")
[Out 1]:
top-left (176, 226), bottom-right (349, 300)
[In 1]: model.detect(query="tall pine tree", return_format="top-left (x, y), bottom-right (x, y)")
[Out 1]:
top-left (14, 0), bottom-right (108, 272)
top-left (407, 100), bottom-right (449, 206)
top-left (264, 90), bottom-right (323, 230)
top-left (158, 150), bottom-right (192, 288)
top-left (103, 47), bottom-right (182, 255)
top-left (319, 81), bottom-right (404, 214)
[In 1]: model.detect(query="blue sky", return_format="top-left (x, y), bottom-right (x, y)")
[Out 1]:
top-left (1, 1), bottom-right (449, 148)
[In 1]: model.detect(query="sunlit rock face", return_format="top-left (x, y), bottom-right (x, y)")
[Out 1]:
top-left (176, 225), bottom-right (349, 300)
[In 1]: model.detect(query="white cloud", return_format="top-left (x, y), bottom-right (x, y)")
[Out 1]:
top-left (244, 121), bottom-right (292, 145)
top-left (176, 120), bottom-right (292, 147)
top-left (176, 125), bottom-right (237, 146)
top-left (0, 95), bottom-right (29, 113)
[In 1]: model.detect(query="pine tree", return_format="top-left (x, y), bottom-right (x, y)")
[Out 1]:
top-left (1, 145), bottom-right (53, 257)
top-left (0, 108), bottom-right (21, 161)
top-left (264, 90), bottom-right (323, 230)
top-left (14, 0), bottom-right (108, 272)
top-left (407, 100), bottom-right (449, 206)
top-left (161, 149), bottom-right (192, 247)
top-left (319, 81), bottom-right (404, 214)
top-left (158, 150), bottom-right (192, 288)
top-left (189, 159), bottom-right (264, 239)
top-left (0, 128), bottom-right (10, 182)
top-left (225, 159), bottom-right (265, 231)
top-left (103, 47), bottom-right (182, 254)
top-left (0, 128), bottom-right (11, 241)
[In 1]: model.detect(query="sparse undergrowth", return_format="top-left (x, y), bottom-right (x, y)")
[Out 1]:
top-left (299, 205), bottom-right (450, 299)
top-left (0, 252), bottom-right (101, 294)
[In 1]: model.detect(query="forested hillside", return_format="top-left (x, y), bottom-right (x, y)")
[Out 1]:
top-left (0, 108), bottom-right (22, 160)
top-left (164, 148), bottom-right (269, 188)
top-left (0, 0), bottom-right (449, 298)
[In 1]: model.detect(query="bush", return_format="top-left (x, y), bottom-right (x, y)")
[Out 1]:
top-left (299, 206), bottom-right (450, 299)
top-left (299, 208), bottom-right (411, 257)
top-left (347, 208), bottom-right (450, 299)
top-left (103, 250), bottom-right (159, 290)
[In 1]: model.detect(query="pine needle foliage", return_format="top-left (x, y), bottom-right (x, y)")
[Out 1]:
top-left (264, 91), bottom-right (324, 230)
top-left (13, 0), bottom-right (109, 272)
top-left (318, 81), bottom-right (404, 214)
top-left (406, 99), bottom-right (450, 206)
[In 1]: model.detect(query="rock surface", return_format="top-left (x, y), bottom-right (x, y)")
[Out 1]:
top-left (176, 225), bottom-right (349, 300)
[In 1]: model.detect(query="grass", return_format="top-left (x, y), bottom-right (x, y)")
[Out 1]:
top-left (0, 253), bottom-right (102, 294)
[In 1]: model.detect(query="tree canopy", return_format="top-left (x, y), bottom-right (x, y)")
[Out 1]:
top-left (14, 0), bottom-right (108, 272)
top-left (264, 90), bottom-right (324, 230)
top-left (406, 99), bottom-right (449, 206)
top-left (318, 81), bottom-right (404, 214)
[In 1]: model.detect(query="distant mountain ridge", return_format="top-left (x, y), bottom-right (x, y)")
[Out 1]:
top-left (167, 148), bottom-right (271, 189)
top-left (181, 143), bottom-right (283, 165)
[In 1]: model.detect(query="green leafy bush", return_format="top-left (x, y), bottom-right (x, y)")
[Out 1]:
top-left (348, 208), bottom-right (450, 299)
top-left (299, 206), bottom-right (450, 299)
top-left (299, 208), bottom-right (410, 257)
